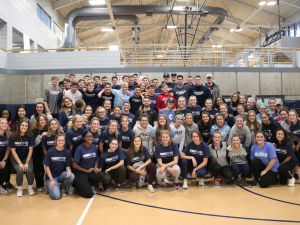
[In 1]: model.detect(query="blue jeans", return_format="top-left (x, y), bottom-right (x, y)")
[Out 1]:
top-left (180, 159), bottom-right (207, 179)
top-left (46, 171), bottom-right (75, 200)
top-left (230, 164), bottom-right (251, 178)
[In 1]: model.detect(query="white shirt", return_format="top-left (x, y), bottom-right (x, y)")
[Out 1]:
top-left (64, 90), bottom-right (82, 104)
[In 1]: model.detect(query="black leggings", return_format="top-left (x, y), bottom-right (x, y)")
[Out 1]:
top-left (278, 160), bottom-right (298, 185)
top-left (0, 161), bottom-right (10, 186)
top-left (74, 170), bottom-right (103, 198)
top-left (251, 158), bottom-right (278, 188)
top-left (4, 155), bottom-right (12, 184)
top-left (32, 149), bottom-right (44, 188)
top-left (210, 163), bottom-right (233, 180)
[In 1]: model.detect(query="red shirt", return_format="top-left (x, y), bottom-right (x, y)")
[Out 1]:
top-left (156, 92), bottom-right (177, 111)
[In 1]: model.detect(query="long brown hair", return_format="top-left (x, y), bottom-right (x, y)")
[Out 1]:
top-left (31, 113), bottom-right (49, 133)
top-left (155, 114), bottom-right (171, 140)
top-left (128, 135), bottom-right (144, 161)
top-left (245, 110), bottom-right (260, 136)
top-left (0, 118), bottom-right (11, 140)
top-left (47, 118), bottom-right (62, 137)
top-left (14, 120), bottom-right (32, 142)
top-left (61, 97), bottom-right (75, 118)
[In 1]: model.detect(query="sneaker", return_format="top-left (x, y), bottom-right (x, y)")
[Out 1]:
top-left (125, 179), bottom-right (131, 188)
top-left (155, 183), bottom-right (161, 188)
top-left (169, 175), bottom-right (174, 181)
top-left (43, 185), bottom-right (49, 194)
top-left (198, 178), bottom-right (204, 186)
top-left (117, 186), bottom-right (125, 193)
top-left (103, 185), bottom-right (111, 191)
top-left (288, 177), bottom-right (295, 187)
top-left (37, 187), bottom-right (43, 192)
top-left (61, 189), bottom-right (67, 197)
top-left (131, 182), bottom-right (137, 189)
top-left (214, 178), bottom-right (220, 186)
top-left (147, 185), bottom-right (155, 193)
top-left (187, 174), bottom-right (192, 179)
top-left (28, 186), bottom-right (35, 196)
top-left (294, 174), bottom-right (299, 180)
top-left (91, 186), bottom-right (97, 195)
top-left (182, 179), bottom-right (188, 189)
top-left (220, 177), bottom-right (226, 184)
top-left (17, 187), bottom-right (23, 197)
top-left (240, 177), bottom-right (247, 186)
top-left (0, 187), bottom-right (8, 195)
top-left (5, 183), bottom-right (17, 190)
top-left (174, 183), bottom-right (180, 190)
top-left (111, 179), bottom-right (118, 187)
top-left (163, 178), bottom-right (169, 184)
top-left (249, 180), bottom-right (258, 188)
top-left (204, 172), bottom-right (212, 179)
top-left (137, 175), bottom-right (145, 188)
top-left (67, 183), bottom-right (75, 195)
top-left (233, 177), bottom-right (239, 185)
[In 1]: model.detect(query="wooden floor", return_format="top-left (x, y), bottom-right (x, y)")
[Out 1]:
top-left (1, 175), bottom-right (300, 225)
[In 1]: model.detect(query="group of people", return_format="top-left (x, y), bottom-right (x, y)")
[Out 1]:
top-left (0, 72), bottom-right (299, 200)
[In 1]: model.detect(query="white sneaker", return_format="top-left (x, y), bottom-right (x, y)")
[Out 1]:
top-left (182, 179), bottom-right (188, 189)
top-left (147, 185), bottom-right (155, 193)
top-left (163, 178), bottom-right (169, 184)
top-left (61, 188), bottom-right (67, 197)
top-left (28, 186), bottom-right (35, 196)
top-left (0, 187), bottom-right (8, 194)
top-left (37, 187), bottom-right (43, 192)
top-left (199, 178), bottom-right (204, 186)
top-left (288, 177), bottom-right (295, 187)
top-left (91, 186), bottom-right (97, 195)
top-left (67, 183), bottom-right (75, 195)
top-left (17, 187), bottom-right (23, 197)
top-left (137, 175), bottom-right (145, 188)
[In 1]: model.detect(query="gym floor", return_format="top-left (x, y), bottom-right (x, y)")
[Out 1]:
top-left (1, 175), bottom-right (300, 225)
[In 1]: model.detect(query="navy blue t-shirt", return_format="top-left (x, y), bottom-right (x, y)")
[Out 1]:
top-left (188, 85), bottom-right (212, 107)
top-left (186, 105), bottom-right (202, 123)
top-left (73, 143), bottom-right (98, 170)
top-left (154, 87), bottom-right (162, 95)
top-left (58, 110), bottom-right (73, 130)
top-left (99, 129), bottom-right (122, 151)
top-left (119, 128), bottom-right (135, 149)
top-left (65, 127), bottom-right (85, 153)
top-left (205, 109), bottom-right (219, 120)
top-left (99, 118), bottom-right (110, 132)
top-left (275, 142), bottom-right (298, 163)
top-left (177, 108), bottom-right (192, 119)
top-left (84, 128), bottom-right (100, 146)
top-left (146, 94), bottom-right (158, 110)
top-left (8, 135), bottom-right (35, 160)
top-left (43, 147), bottom-right (72, 180)
top-left (112, 84), bottom-right (121, 90)
top-left (0, 134), bottom-right (8, 160)
top-left (183, 141), bottom-right (211, 165)
top-left (262, 121), bottom-right (280, 142)
top-left (42, 135), bottom-right (56, 151)
top-left (97, 93), bottom-right (114, 109)
top-left (98, 147), bottom-right (126, 171)
top-left (155, 142), bottom-right (180, 164)
top-left (129, 96), bottom-right (143, 115)
top-left (78, 89), bottom-right (100, 112)
top-left (224, 116), bottom-right (235, 128)
top-left (290, 120), bottom-right (300, 138)
top-left (125, 147), bottom-right (150, 166)
top-left (32, 129), bottom-right (47, 151)
top-left (109, 115), bottom-right (121, 129)
top-left (122, 113), bottom-right (136, 129)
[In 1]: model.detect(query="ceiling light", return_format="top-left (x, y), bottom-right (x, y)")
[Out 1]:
top-left (157, 55), bottom-right (164, 58)
top-left (259, 1), bottom-right (266, 5)
top-left (267, 1), bottom-right (276, 5)
top-left (89, 0), bottom-right (106, 5)
top-left (217, 45), bottom-right (222, 48)
top-left (212, 45), bottom-right (217, 48)
top-left (101, 28), bottom-right (114, 32)
top-left (236, 27), bottom-right (243, 32)
top-left (167, 25), bottom-right (177, 29)
top-left (230, 29), bottom-right (235, 32)
top-left (109, 45), bottom-right (119, 51)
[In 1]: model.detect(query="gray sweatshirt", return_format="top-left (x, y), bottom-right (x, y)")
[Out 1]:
top-left (133, 123), bottom-right (154, 155)
top-left (227, 124), bottom-right (251, 148)
top-left (184, 122), bottom-right (198, 147)
top-left (170, 124), bottom-right (185, 154)
top-left (209, 142), bottom-right (229, 167)
top-left (227, 144), bottom-right (248, 165)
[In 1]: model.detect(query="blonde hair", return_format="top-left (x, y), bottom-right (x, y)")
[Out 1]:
top-left (121, 82), bottom-right (128, 87)
top-left (47, 119), bottom-right (62, 137)
top-left (161, 130), bottom-right (173, 145)
top-left (61, 97), bottom-right (75, 118)
top-left (187, 95), bottom-right (197, 107)
top-left (68, 115), bottom-right (82, 130)
top-left (90, 117), bottom-right (101, 135)
top-left (0, 118), bottom-right (11, 140)
top-left (108, 120), bottom-right (119, 138)
top-left (86, 80), bottom-right (95, 86)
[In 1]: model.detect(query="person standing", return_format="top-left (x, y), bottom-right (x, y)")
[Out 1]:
top-left (156, 84), bottom-right (177, 111)
top-left (97, 83), bottom-right (114, 110)
top-left (135, 96), bottom-right (158, 127)
top-left (189, 75), bottom-right (212, 108)
top-left (172, 75), bottom-right (190, 103)
top-left (205, 74), bottom-right (221, 103)
top-left (144, 85), bottom-right (158, 111)
top-left (170, 73), bottom-right (178, 86)
top-left (158, 73), bottom-right (174, 92)
top-left (63, 81), bottom-right (82, 104)
top-left (129, 86), bottom-right (143, 115)
top-left (44, 76), bottom-right (61, 119)
top-left (122, 102), bottom-right (136, 129)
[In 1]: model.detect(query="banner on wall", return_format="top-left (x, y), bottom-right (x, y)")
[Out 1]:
top-left (116, 75), bottom-right (148, 84)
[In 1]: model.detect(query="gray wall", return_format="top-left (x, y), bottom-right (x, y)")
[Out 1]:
top-left (0, 70), bottom-right (300, 104)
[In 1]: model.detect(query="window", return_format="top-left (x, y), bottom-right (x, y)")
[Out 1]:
top-left (53, 23), bottom-right (63, 40)
top-left (296, 23), bottom-right (300, 37)
top-left (37, 4), bottom-right (51, 29)
top-left (289, 26), bottom-right (294, 37)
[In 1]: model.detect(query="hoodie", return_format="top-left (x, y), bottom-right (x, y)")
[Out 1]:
top-left (227, 124), bottom-right (251, 148)
top-left (208, 142), bottom-right (229, 167)
top-left (205, 82), bottom-right (222, 103)
top-left (227, 144), bottom-right (248, 165)
top-left (188, 85), bottom-right (212, 107)
top-left (156, 92), bottom-right (177, 111)
top-left (133, 123), bottom-right (154, 155)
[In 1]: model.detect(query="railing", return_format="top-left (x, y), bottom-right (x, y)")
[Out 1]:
top-left (0, 45), bottom-right (299, 68)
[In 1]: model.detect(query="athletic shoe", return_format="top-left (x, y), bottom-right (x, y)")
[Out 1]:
top-left (178, 175), bottom-right (183, 180)
top-left (288, 177), bottom-right (295, 187)
top-left (147, 185), bottom-right (155, 193)
top-left (155, 183), bottom-right (161, 188)
top-left (5, 183), bottom-right (17, 190)
top-left (0, 187), bottom-right (8, 195)
top-left (125, 179), bottom-right (131, 188)
top-left (182, 179), bottom-right (188, 189)
top-left (198, 178), bottom-right (204, 186)
top-left (67, 183), bottom-right (75, 195)
top-left (249, 180), bottom-right (258, 188)
top-left (233, 177), bottom-right (239, 185)
top-left (28, 186), bottom-right (35, 196)
top-left (43, 185), bottom-right (49, 194)
top-left (17, 187), bottom-right (22, 197)
top-left (131, 182), bottom-right (137, 189)
top-left (240, 177), bottom-right (247, 186)
top-left (214, 178), bottom-right (220, 186)
top-left (220, 177), bottom-right (226, 184)
top-left (91, 186), bottom-right (97, 195)
top-left (137, 175), bottom-right (145, 188)
top-left (174, 183), bottom-right (180, 190)
top-left (169, 175), bottom-right (174, 181)
top-left (111, 179), bottom-right (118, 187)
top-left (61, 189), bottom-right (67, 197)
top-left (294, 174), bottom-right (299, 180)
top-left (37, 187), bottom-right (43, 192)
top-left (273, 178), bottom-right (280, 185)
top-left (103, 185), bottom-right (111, 191)
top-left (163, 178), bottom-right (169, 184)
top-left (117, 187), bottom-right (125, 193)
top-left (204, 171), bottom-right (212, 179)
top-left (187, 174), bottom-right (192, 179)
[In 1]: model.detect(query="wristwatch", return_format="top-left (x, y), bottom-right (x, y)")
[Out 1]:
top-left (3, 159), bottom-right (7, 162)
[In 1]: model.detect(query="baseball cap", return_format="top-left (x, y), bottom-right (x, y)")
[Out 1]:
top-left (275, 100), bottom-right (283, 106)
top-left (171, 72), bottom-right (177, 76)
top-left (206, 74), bottom-right (213, 78)
top-left (166, 98), bottom-right (175, 103)
top-left (163, 73), bottom-right (170, 78)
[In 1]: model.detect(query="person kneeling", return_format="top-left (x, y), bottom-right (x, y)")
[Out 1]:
top-left (43, 134), bottom-right (75, 200)
top-left (180, 131), bottom-right (210, 188)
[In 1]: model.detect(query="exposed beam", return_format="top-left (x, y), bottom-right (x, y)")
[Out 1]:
top-left (280, 0), bottom-right (300, 9)
top-left (52, 0), bottom-right (82, 10)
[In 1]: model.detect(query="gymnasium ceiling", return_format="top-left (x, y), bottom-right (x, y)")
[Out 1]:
top-left (51, 0), bottom-right (300, 47)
